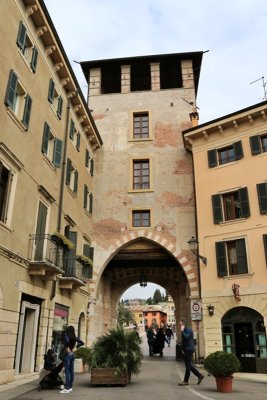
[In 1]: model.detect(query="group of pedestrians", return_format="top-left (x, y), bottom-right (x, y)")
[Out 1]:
top-left (146, 323), bottom-right (174, 357)
top-left (146, 320), bottom-right (204, 386)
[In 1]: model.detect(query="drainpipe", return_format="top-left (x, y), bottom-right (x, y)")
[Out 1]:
top-left (57, 96), bottom-right (71, 232)
top-left (50, 96), bottom-right (71, 301)
top-left (188, 109), bottom-right (202, 362)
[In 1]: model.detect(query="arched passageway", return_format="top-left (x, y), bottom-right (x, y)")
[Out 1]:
top-left (91, 238), bottom-right (196, 339)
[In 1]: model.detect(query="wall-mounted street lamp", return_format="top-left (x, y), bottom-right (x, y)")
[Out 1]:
top-left (207, 304), bottom-right (215, 316)
top-left (187, 237), bottom-right (207, 265)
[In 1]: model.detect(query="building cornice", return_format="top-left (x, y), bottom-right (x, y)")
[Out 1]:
top-left (21, 0), bottom-right (103, 149)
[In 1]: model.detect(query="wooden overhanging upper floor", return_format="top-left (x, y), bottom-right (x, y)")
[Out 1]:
top-left (21, 0), bottom-right (103, 149)
top-left (183, 100), bottom-right (267, 151)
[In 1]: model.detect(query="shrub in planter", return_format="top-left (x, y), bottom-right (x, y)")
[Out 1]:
top-left (88, 326), bottom-right (143, 379)
top-left (204, 351), bottom-right (240, 377)
top-left (74, 346), bottom-right (91, 366)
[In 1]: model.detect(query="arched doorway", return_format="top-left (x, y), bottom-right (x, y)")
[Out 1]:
top-left (222, 307), bottom-right (267, 372)
top-left (93, 238), bottom-right (196, 340)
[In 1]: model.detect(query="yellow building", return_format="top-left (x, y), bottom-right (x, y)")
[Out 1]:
top-left (0, 0), bottom-right (102, 384)
top-left (183, 101), bottom-right (267, 372)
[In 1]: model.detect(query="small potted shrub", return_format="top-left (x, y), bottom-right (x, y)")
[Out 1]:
top-left (75, 346), bottom-right (91, 371)
top-left (204, 351), bottom-right (240, 393)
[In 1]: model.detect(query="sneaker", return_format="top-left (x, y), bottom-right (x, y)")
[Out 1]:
top-left (179, 381), bottom-right (189, 386)
top-left (59, 388), bottom-right (70, 393)
top-left (198, 375), bottom-right (204, 385)
top-left (69, 388), bottom-right (73, 392)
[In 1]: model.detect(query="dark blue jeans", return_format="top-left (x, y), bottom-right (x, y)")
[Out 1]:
top-left (183, 351), bottom-right (201, 382)
top-left (64, 352), bottom-right (75, 390)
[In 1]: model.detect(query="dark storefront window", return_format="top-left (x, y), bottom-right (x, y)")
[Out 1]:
top-left (52, 304), bottom-right (69, 361)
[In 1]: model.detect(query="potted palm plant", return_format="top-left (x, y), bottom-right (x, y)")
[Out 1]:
top-left (204, 351), bottom-right (240, 393)
top-left (88, 326), bottom-right (143, 386)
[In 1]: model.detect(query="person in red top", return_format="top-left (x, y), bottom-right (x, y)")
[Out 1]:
top-left (59, 325), bottom-right (84, 394)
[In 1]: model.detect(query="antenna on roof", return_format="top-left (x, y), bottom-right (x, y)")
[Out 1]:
top-left (250, 76), bottom-right (267, 101)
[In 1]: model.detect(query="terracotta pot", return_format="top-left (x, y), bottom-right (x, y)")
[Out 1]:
top-left (215, 376), bottom-right (233, 393)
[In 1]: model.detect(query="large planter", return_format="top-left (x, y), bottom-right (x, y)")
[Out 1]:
top-left (91, 368), bottom-right (130, 386)
top-left (215, 376), bottom-right (233, 393)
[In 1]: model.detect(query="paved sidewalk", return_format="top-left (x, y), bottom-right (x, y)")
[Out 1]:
top-left (1, 334), bottom-right (267, 400)
top-left (1, 358), bottom-right (267, 400)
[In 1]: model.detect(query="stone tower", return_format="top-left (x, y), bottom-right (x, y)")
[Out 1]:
top-left (80, 52), bottom-right (204, 344)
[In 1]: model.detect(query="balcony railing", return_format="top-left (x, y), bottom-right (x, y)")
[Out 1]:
top-left (62, 257), bottom-right (88, 284)
top-left (28, 234), bottom-right (65, 272)
top-left (28, 234), bottom-right (92, 284)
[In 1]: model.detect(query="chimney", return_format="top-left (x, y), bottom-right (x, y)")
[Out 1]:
top-left (189, 108), bottom-right (199, 127)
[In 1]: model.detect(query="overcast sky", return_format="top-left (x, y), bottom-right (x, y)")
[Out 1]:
top-left (43, 0), bottom-right (267, 298)
top-left (43, 0), bottom-right (267, 123)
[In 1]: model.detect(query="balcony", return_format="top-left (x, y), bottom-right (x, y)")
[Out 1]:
top-left (58, 257), bottom-right (89, 290)
top-left (28, 234), bottom-right (65, 278)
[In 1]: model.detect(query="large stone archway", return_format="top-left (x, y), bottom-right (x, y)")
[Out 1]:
top-left (88, 231), bottom-right (199, 343)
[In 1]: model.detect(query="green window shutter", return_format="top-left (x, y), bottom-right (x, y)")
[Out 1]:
top-left (53, 138), bottom-right (62, 168)
top-left (5, 70), bottom-right (18, 109)
top-left (83, 244), bottom-right (91, 257)
top-left (85, 149), bottom-right (90, 167)
top-left (236, 239), bottom-right (248, 274)
top-left (263, 235), bottom-right (267, 264)
top-left (57, 96), bottom-right (63, 119)
top-left (239, 187), bottom-right (250, 218)
top-left (215, 242), bottom-right (228, 277)
top-left (212, 194), bottom-right (223, 223)
top-left (67, 232), bottom-right (77, 275)
top-left (22, 94), bottom-right (32, 129)
top-left (257, 183), bottom-right (267, 214)
top-left (41, 122), bottom-right (50, 154)
top-left (250, 135), bottom-right (261, 155)
top-left (66, 158), bottom-right (71, 185)
top-left (48, 79), bottom-right (55, 103)
top-left (16, 21), bottom-right (26, 51)
top-left (69, 119), bottom-right (75, 139)
top-left (76, 132), bottom-right (80, 151)
top-left (83, 185), bottom-right (88, 209)
top-left (90, 158), bottom-right (94, 176)
top-left (208, 149), bottom-right (217, 168)
top-left (89, 246), bottom-right (94, 261)
top-left (89, 192), bottom-right (93, 214)
top-left (30, 46), bottom-right (38, 73)
top-left (234, 140), bottom-right (243, 160)
top-left (74, 170), bottom-right (78, 193)
top-left (82, 244), bottom-right (93, 279)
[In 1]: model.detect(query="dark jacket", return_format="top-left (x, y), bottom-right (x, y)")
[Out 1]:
top-left (43, 353), bottom-right (56, 370)
top-left (64, 334), bottom-right (84, 352)
top-left (147, 328), bottom-right (155, 344)
top-left (155, 328), bottom-right (168, 349)
top-left (181, 326), bottom-right (195, 354)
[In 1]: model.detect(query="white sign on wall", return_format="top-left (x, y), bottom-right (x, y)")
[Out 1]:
top-left (191, 300), bottom-right (202, 321)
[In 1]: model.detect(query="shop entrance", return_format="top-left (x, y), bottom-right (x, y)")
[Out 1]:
top-left (15, 300), bottom-right (40, 374)
top-left (222, 307), bottom-right (267, 373)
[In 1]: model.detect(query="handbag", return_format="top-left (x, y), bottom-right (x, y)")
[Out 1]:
top-left (59, 346), bottom-right (67, 361)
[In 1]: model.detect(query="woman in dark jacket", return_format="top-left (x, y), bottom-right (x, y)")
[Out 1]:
top-left (59, 325), bottom-right (84, 394)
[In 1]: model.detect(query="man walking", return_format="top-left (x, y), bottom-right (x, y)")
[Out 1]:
top-left (178, 320), bottom-right (204, 386)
